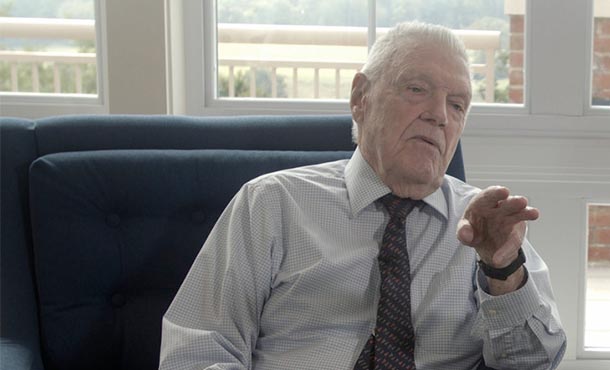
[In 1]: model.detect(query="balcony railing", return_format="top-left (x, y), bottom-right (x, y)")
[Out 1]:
top-left (0, 17), bottom-right (96, 94)
top-left (1, 50), bottom-right (95, 93)
top-left (0, 17), bottom-right (501, 102)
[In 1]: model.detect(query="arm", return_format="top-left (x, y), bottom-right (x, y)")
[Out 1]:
top-left (472, 240), bottom-right (566, 370)
top-left (458, 186), bottom-right (566, 369)
top-left (159, 183), bottom-right (276, 370)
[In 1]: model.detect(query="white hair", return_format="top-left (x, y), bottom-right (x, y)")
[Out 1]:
top-left (351, 21), bottom-right (470, 143)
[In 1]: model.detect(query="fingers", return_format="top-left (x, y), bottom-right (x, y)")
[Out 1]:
top-left (469, 186), bottom-right (539, 221)
top-left (456, 219), bottom-right (474, 244)
top-left (497, 197), bottom-right (540, 221)
top-left (474, 185), bottom-right (510, 209)
top-left (458, 186), bottom-right (540, 262)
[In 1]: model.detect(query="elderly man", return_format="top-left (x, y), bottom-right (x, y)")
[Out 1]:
top-left (159, 22), bottom-right (566, 370)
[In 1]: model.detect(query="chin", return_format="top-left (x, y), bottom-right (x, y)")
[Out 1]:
top-left (411, 164), bottom-right (443, 185)
top-left (387, 160), bottom-right (444, 193)
top-left (420, 173), bottom-right (442, 186)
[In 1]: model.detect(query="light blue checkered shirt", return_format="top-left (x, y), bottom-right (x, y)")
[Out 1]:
top-left (160, 148), bottom-right (566, 370)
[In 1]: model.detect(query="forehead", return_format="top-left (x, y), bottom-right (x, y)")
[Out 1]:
top-left (391, 46), bottom-right (472, 98)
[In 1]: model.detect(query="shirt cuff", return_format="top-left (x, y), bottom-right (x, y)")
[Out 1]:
top-left (476, 267), bottom-right (543, 330)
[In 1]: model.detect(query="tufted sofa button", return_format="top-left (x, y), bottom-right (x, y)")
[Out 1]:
top-left (191, 210), bottom-right (206, 224)
top-left (111, 293), bottom-right (127, 308)
top-left (106, 213), bottom-right (121, 228)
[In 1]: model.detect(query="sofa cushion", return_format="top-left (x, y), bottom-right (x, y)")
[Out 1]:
top-left (28, 149), bottom-right (352, 370)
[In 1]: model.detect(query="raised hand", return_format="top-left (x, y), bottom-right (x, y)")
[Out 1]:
top-left (457, 186), bottom-right (540, 293)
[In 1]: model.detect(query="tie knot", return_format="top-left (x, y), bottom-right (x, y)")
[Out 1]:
top-left (379, 193), bottom-right (418, 221)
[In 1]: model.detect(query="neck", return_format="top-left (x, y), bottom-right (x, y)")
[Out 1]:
top-left (386, 180), bottom-right (436, 200)
top-left (357, 144), bottom-right (441, 200)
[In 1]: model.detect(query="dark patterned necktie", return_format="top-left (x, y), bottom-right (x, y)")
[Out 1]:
top-left (354, 194), bottom-right (418, 370)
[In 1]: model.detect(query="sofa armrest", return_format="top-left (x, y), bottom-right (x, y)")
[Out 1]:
top-left (1, 118), bottom-right (45, 370)
top-left (0, 338), bottom-right (44, 370)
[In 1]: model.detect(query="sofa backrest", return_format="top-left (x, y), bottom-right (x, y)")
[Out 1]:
top-left (34, 114), bottom-right (357, 153)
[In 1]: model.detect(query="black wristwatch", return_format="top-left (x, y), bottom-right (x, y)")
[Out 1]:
top-left (478, 248), bottom-right (526, 280)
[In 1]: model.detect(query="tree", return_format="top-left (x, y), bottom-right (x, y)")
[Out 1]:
top-left (218, 69), bottom-right (288, 98)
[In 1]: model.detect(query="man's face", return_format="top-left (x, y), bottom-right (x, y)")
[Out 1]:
top-left (351, 45), bottom-right (471, 199)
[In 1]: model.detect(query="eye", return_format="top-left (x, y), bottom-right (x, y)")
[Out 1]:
top-left (450, 102), bottom-right (465, 113)
top-left (407, 85), bottom-right (425, 94)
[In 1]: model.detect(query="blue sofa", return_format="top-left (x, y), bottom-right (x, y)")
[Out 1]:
top-left (0, 114), bottom-right (465, 370)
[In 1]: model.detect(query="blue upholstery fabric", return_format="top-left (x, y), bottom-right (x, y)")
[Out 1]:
top-left (34, 115), bottom-right (356, 153)
top-left (28, 149), bottom-right (352, 370)
top-left (0, 114), bottom-right (466, 370)
top-left (0, 118), bottom-right (44, 370)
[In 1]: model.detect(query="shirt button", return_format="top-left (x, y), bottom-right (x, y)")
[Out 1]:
top-left (487, 309), bottom-right (497, 316)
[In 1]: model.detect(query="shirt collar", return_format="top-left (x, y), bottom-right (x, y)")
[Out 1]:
top-left (424, 185), bottom-right (448, 220)
top-left (344, 147), bottom-right (448, 220)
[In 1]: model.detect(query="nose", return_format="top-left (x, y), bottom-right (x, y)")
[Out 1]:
top-left (420, 92), bottom-right (448, 127)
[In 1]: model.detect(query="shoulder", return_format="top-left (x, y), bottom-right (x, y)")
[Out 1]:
top-left (226, 159), bottom-right (350, 245)
top-left (245, 159), bottom-right (349, 196)
top-left (443, 174), bottom-right (480, 196)
top-left (441, 174), bottom-right (481, 213)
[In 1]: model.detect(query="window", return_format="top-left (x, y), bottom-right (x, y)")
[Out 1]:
top-left (0, 0), bottom-right (98, 96)
top-left (216, 0), bottom-right (367, 100)
top-left (0, 0), bottom-right (105, 117)
top-left (214, 0), bottom-right (524, 105)
top-left (592, 0), bottom-right (610, 107)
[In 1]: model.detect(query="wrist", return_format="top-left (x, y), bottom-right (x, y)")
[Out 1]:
top-left (478, 248), bottom-right (526, 280)
top-left (487, 266), bottom-right (528, 296)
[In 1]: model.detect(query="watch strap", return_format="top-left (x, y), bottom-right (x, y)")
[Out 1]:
top-left (478, 248), bottom-right (526, 280)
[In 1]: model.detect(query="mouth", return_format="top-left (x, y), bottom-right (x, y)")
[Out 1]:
top-left (412, 136), bottom-right (442, 153)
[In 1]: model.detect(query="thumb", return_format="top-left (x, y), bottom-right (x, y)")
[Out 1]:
top-left (457, 218), bottom-right (474, 245)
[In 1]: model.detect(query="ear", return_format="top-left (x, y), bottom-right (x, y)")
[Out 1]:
top-left (350, 72), bottom-right (369, 124)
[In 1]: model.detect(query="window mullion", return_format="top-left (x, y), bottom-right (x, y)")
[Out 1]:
top-left (528, 0), bottom-right (591, 116)
top-left (368, 0), bottom-right (376, 52)
top-left (192, 0), bottom-right (213, 115)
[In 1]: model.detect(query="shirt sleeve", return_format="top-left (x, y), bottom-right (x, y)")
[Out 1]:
top-left (159, 182), bottom-right (279, 370)
top-left (471, 240), bottom-right (567, 370)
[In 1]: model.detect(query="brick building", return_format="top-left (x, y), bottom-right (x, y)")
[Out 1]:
top-left (590, 205), bottom-right (610, 265)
